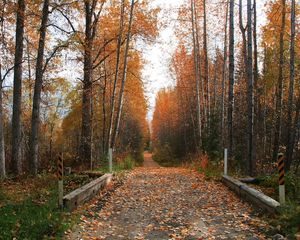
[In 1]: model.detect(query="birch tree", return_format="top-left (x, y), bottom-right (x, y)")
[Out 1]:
top-left (246, 0), bottom-right (254, 175)
top-left (228, 0), bottom-right (234, 159)
top-left (272, 0), bottom-right (286, 163)
top-left (191, 0), bottom-right (202, 149)
top-left (111, 0), bottom-right (135, 150)
top-left (285, 0), bottom-right (296, 171)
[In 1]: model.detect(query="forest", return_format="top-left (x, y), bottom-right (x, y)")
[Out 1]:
top-left (0, 0), bottom-right (158, 178)
top-left (152, 0), bottom-right (300, 177)
top-left (0, 0), bottom-right (300, 239)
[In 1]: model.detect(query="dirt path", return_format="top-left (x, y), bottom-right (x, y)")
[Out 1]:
top-left (66, 154), bottom-right (269, 240)
top-left (143, 152), bottom-right (160, 168)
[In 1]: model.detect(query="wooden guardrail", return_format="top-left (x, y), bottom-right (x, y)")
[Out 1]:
top-left (222, 175), bottom-right (280, 213)
top-left (63, 173), bottom-right (112, 211)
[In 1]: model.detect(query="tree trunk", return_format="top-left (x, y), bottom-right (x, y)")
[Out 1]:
top-left (228, 0), bottom-right (235, 159)
top-left (11, 0), bottom-right (25, 175)
top-left (29, 0), bottom-right (50, 175)
top-left (272, 0), bottom-right (286, 163)
top-left (111, 0), bottom-right (135, 149)
top-left (0, 6), bottom-right (5, 177)
top-left (239, 0), bottom-right (247, 73)
top-left (81, 1), bottom-right (94, 166)
top-left (203, 0), bottom-right (209, 129)
top-left (246, 0), bottom-right (254, 175)
top-left (285, 0), bottom-right (295, 171)
top-left (191, 0), bottom-right (202, 149)
top-left (194, 2), bottom-right (204, 140)
top-left (102, 53), bottom-right (107, 156)
top-left (0, 82), bottom-right (5, 178)
top-left (253, 0), bottom-right (258, 166)
top-left (221, 0), bottom-right (229, 148)
top-left (107, 0), bottom-right (125, 152)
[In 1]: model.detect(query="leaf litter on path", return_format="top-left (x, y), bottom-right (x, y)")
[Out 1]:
top-left (66, 167), bottom-right (270, 240)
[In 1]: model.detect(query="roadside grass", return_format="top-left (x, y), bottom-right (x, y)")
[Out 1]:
top-left (191, 154), bottom-right (300, 238)
top-left (256, 173), bottom-right (300, 238)
top-left (96, 154), bottom-right (136, 173)
top-left (0, 174), bottom-right (91, 240)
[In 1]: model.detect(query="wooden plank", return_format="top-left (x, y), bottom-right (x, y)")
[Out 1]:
top-left (222, 175), bottom-right (280, 213)
top-left (63, 173), bottom-right (112, 211)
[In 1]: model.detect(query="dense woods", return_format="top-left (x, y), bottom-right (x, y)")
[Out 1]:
top-left (0, 0), bottom-right (158, 178)
top-left (152, 0), bottom-right (300, 176)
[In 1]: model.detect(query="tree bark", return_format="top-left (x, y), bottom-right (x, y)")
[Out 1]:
top-left (81, 1), bottom-right (94, 166)
top-left (221, 0), bottom-right (229, 148)
top-left (111, 0), bottom-right (135, 149)
top-left (191, 0), bottom-right (202, 149)
top-left (11, 0), bottom-right (25, 175)
top-left (0, 81), bottom-right (5, 178)
top-left (246, 0), bottom-right (254, 175)
top-left (29, 0), bottom-right (50, 175)
top-left (272, 0), bottom-right (286, 163)
top-left (107, 0), bottom-right (125, 152)
top-left (239, 0), bottom-right (247, 73)
top-left (102, 53), bottom-right (107, 156)
top-left (285, 0), bottom-right (295, 171)
top-left (203, 0), bottom-right (209, 129)
top-left (228, 0), bottom-right (235, 159)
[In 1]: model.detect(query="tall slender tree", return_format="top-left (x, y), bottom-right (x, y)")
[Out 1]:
top-left (81, 0), bottom-right (104, 167)
top-left (246, 0), bottom-right (254, 175)
top-left (191, 0), bottom-right (202, 148)
top-left (111, 0), bottom-right (135, 149)
top-left (272, 0), bottom-right (286, 163)
top-left (203, 0), bottom-right (209, 128)
top-left (29, 0), bottom-right (50, 175)
top-left (228, 0), bottom-right (235, 159)
top-left (0, 68), bottom-right (5, 178)
top-left (285, 0), bottom-right (296, 171)
top-left (221, 0), bottom-right (229, 148)
top-left (107, 0), bottom-right (125, 153)
top-left (11, 0), bottom-right (25, 175)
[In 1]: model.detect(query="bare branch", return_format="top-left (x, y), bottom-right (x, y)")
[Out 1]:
top-left (42, 43), bottom-right (69, 73)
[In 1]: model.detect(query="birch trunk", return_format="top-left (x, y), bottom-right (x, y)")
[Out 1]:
top-left (107, 0), bottom-right (125, 152)
top-left (285, 0), bottom-right (296, 171)
top-left (221, 0), bottom-right (229, 148)
top-left (272, 0), bottom-right (286, 163)
top-left (228, 0), bottom-right (235, 159)
top-left (111, 0), bottom-right (135, 149)
top-left (246, 0), bottom-right (254, 175)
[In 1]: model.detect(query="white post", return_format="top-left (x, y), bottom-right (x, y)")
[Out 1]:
top-left (109, 148), bottom-right (113, 172)
top-left (279, 185), bottom-right (285, 205)
top-left (58, 180), bottom-right (63, 209)
top-left (224, 148), bottom-right (228, 175)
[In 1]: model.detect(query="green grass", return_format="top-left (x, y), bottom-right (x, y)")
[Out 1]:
top-left (96, 155), bottom-right (135, 173)
top-left (0, 185), bottom-right (79, 240)
top-left (257, 172), bottom-right (300, 238)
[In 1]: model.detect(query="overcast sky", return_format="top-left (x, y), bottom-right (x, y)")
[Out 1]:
top-left (141, 0), bottom-right (267, 121)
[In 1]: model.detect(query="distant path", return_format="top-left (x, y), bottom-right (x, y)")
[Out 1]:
top-left (66, 155), bottom-right (270, 239)
top-left (143, 151), bottom-right (160, 168)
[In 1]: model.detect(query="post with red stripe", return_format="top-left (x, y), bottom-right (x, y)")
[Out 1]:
top-left (278, 153), bottom-right (285, 205)
top-left (57, 153), bottom-right (64, 208)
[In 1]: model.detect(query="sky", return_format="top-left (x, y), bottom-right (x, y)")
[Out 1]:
top-left (141, 0), bottom-right (185, 121)
top-left (141, 0), bottom-right (267, 121)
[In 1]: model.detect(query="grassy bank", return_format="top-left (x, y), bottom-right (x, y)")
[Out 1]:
top-left (0, 173), bottom-right (96, 239)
